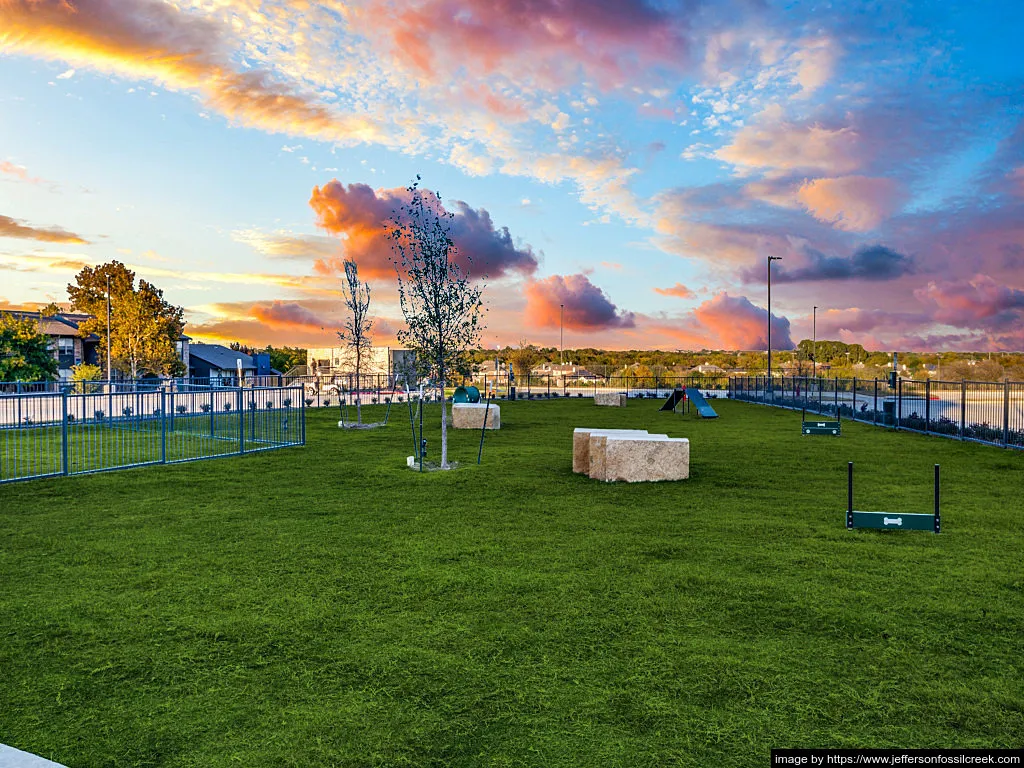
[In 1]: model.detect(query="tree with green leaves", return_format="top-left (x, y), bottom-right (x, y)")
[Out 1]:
top-left (0, 312), bottom-right (59, 382)
top-left (67, 261), bottom-right (185, 379)
top-left (508, 339), bottom-right (540, 379)
top-left (387, 177), bottom-right (485, 469)
top-left (337, 259), bottom-right (373, 426)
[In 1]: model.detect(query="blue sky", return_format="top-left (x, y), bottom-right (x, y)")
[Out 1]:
top-left (1, 0), bottom-right (1022, 351)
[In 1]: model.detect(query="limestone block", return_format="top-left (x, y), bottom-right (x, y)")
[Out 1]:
top-left (603, 435), bottom-right (690, 483)
top-left (589, 433), bottom-right (669, 480)
top-left (572, 428), bottom-right (649, 473)
top-left (452, 402), bottom-right (501, 429)
top-left (594, 391), bottom-right (627, 407)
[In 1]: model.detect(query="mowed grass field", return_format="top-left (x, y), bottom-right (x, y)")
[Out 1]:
top-left (1, 398), bottom-right (1022, 767)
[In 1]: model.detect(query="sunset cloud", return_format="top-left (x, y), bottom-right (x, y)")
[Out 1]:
top-left (797, 176), bottom-right (905, 232)
top-left (524, 273), bottom-right (635, 331)
top-left (0, 161), bottom-right (42, 183)
top-left (716, 106), bottom-right (863, 176)
top-left (359, 0), bottom-right (689, 90)
top-left (690, 292), bottom-right (793, 350)
top-left (232, 230), bottom-right (339, 261)
top-left (654, 283), bottom-right (696, 299)
top-left (0, 214), bottom-right (89, 244)
top-left (309, 181), bottom-right (538, 279)
top-left (0, 0), bottom-right (382, 144)
top-left (915, 274), bottom-right (1024, 331)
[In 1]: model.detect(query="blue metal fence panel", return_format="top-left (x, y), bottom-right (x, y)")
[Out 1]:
top-left (0, 385), bottom-right (304, 484)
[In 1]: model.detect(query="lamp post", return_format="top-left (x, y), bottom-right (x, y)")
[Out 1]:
top-left (767, 256), bottom-right (782, 393)
top-left (106, 273), bottom-right (112, 385)
top-left (812, 305), bottom-right (817, 379)
top-left (559, 303), bottom-right (564, 366)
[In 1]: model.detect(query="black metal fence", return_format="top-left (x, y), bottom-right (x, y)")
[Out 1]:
top-left (731, 376), bottom-right (1024, 449)
top-left (0, 385), bottom-right (305, 484)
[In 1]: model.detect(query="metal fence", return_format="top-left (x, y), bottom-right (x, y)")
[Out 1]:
top-left (0, 385), bottom-right (305, 484)
top-left (731, 376), bottom-right (1024, 450)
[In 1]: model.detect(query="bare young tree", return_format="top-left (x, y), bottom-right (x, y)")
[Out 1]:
top-left (387, 177), bottom-right (485, 469)
top-left (337, 259), bottom-right (373, 425)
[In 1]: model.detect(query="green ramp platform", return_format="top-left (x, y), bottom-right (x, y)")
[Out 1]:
top-left (846, 462), bottom-right (941, 533)
top-left (686, 388), bottom-right (718, 419)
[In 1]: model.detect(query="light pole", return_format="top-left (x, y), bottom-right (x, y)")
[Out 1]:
top-left (106, 273), bottom-right (112, 385)
top-left (812, 305), bottom-right (817, 379)
top-left (767, 256), bottom-right (782, 391)
top-left (559, 303), bottom-right (564, 366)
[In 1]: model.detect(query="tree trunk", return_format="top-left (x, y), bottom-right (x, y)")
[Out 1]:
top-left (439, 374), bottom-right (448, 468)
top-left (355, 355), bottom-right (362, 425)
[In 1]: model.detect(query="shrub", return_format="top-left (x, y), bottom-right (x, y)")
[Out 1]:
top-left (66, 413), bottom-right (76, 424)
top-left (122, 406), bottom-right (133, 417)
top-left (323, 399), bottom-right (331, 407)
top-left (200, 403), bottom-right (212, 413)
top-left (265, 401), bottom-right (275, 410)
top-left (223, 402), bottom-right (232, 412)
top-left (248, 401), bottom-right (257, 410)
top-left (176, 404), bottom-right (187, 414)
top-left (282, 398), bottom-right (292, 408)
top-left (23, 417), bottom-right (34, 426)
top-left (94, 410), bottom-right (104, 420)
top-left (304, 398), bottom-right (314, 407)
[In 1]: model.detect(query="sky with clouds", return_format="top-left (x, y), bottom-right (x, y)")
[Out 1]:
top-left (1, 0), bottom-right (1022, 352)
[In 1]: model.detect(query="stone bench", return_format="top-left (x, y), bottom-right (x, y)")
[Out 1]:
top-left (452, 402), bottom-right (500, 429)
top-left (594, 391), bottom-right (627, 407)
top-left (573, 428), bottom-right (649, 473)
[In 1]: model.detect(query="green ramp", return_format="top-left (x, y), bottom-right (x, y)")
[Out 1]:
top-left (685, 388), bottom-right (718, 418)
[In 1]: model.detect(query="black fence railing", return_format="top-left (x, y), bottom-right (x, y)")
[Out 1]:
top-left (730, 376), bottom-right (1024, 450)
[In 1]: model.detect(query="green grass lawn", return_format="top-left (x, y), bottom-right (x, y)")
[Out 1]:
top-left (1, 398), bottom-right (1022, 767)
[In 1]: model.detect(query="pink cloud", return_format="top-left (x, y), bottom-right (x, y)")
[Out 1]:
top-left (716, 106), bottom-right (863, 176)
top-left (359, 0), bottom-right (689, 90)
top-left (524, 273), bottom-right (634, 330)
top-left (690, 292), bottom-right (793, 350)
top-left (797, 176), bottom-right (905, 232)
top-left (0, 161), bottom-right (42, 183)
top-left (653, 283), bottom-right (695, 299)
top-left (914, 274), bottom-right (1024, 330)
top-left (308, 181), bottom-right (538, 280)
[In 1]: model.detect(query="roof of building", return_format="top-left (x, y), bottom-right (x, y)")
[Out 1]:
top-left (188, 344), bottom-right (257, 371)
top-left (3, 310), bottom-right (101, 340)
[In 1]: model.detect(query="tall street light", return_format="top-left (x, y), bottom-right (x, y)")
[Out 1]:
top-left (812, 305), bottom-right (818, 379)
top-left (559, 303), bottom-right (564, 366)
top-left (767, 256), bottom-right (782, 389)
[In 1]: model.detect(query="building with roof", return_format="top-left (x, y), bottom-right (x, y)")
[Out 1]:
top-left (4, 310), bottom-right (100, 380)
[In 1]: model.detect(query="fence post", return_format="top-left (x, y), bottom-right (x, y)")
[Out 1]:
top-left (960, 380), bottom-right (966, 440)
top-left (925, 378), bottom-right (931, 434)
top-left (873, 379), bottom-right (878, 425)
top-left (1004, 380), bottom-right (1011, 447)
top-left (238, 388), bottom-right (245, 455)
top-left (852, 377), bottom-right (857, 419)
top-left (897, 377), bottom-right (903, 430)
top-left (160, 389), bottom-right (167, 464)
top-left (300, 388), bottom-right (306, 445)
top-left (61, 390), bottom-right (69, 476)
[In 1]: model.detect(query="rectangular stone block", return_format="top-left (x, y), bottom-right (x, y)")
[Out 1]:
top-left (603, 435), bottom-right (690, 483)
top-left (452, 403), bottom-right (500, 429)
top-left (572, 428), bottom-right (649, 473)
top-left (594, 391), bottom-right (627, 407)
top-left (589, 433), bottom-right (669, 480)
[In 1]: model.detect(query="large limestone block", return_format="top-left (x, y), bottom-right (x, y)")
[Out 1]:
top-left (572, 428), bottom-right (649, 473)
top-left (603, 435), bottom-right (690, 483)
top-left (589, 433), bottom-right (669, 480)
top-left (594, 391), bottom-right (627, 407)
top-left (452, 403), bottom-right (501, 429)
